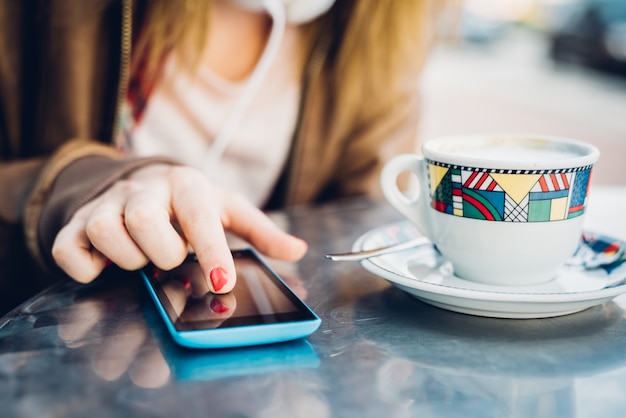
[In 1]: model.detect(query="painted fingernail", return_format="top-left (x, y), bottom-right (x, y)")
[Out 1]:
top-left (209, 267), bottom-right (229, 292)
top-left (210, 298), bottom-right (230, 314)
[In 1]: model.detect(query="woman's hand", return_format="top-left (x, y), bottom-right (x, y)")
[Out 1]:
top-left (51, 164), bottom-right (308, 292)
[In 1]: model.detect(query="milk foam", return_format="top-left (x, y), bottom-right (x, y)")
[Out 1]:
top-left (453, 146), bottom-right (580, 161)
top-left (434, 138), bottom-right (587, 162)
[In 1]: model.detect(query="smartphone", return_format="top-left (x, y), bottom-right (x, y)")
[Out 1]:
top-left (140, 248), bottom-right (321, 349)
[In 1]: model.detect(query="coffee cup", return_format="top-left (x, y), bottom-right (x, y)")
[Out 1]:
top-left (380, 133), bottom-right (600, 286)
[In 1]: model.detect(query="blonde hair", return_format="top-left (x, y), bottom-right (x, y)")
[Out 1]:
top-left (131, 0), bottom-right (210, 84)
top-left (306, 0), bottom-right (446, 124)
top-left (133, 0), bottom-right (450, 114)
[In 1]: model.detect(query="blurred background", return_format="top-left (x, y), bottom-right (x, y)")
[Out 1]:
top-left (419, 0), bottom-right (626, 185)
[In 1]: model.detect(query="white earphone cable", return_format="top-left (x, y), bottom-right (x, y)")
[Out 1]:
top-left (203, 0), bottom-right (286, 172)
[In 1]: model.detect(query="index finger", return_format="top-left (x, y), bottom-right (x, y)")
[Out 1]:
top-left (169, 168), bottom-right (236, 294)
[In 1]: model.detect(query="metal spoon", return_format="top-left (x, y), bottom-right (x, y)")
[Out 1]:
top-left (325, 237), bottom-right (431, 261)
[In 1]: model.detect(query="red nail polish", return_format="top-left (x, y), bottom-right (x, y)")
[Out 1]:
top-left (209, 267), bottom-right (228, 292)
top-left (210, 298), bottom-right (229, 314)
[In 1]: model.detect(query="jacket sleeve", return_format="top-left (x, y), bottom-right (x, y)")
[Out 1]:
top-left (22, 139), bottom-right (179, 272)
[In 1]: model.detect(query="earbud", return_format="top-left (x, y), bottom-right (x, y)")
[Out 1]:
top-left (232, 0), bottom-right (335, 24)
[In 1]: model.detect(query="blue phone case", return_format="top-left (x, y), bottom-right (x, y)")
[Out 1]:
top-left (141, 249), bottom-right (321, 349)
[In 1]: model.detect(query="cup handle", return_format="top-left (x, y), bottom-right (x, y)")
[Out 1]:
top-left (380, 154), bottom-right (433, 239)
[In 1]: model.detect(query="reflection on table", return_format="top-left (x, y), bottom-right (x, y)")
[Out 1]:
top-left (1, 185), bottom-right (625, 417)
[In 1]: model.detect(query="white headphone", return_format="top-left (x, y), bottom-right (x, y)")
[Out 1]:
top-left (204, 0), bottom-right (335, 170)
top-left (232, 0), bottom-right (336, 24)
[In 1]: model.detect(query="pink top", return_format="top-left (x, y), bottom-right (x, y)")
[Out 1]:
top-left (129, 25), bottom-right (302, 207)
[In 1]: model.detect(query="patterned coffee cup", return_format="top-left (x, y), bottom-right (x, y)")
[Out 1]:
top-left (380, 134), bottom-right (600, 286)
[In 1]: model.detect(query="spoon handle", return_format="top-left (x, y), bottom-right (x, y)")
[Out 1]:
top-left (325, 237), bottom-right (431, 261)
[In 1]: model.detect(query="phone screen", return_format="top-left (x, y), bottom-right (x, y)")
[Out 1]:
top-left (144, 249), bottom-right (318, 331)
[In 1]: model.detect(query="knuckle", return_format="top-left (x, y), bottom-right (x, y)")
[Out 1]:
top-left (168, 166), bottom-right (192, 184)
top-left (85, 212), bottom-right (119, 240)
top-left (51, 240), bottom-right (73, 267)
top-left (125, 205), bottom-right (168, 233)
top-left (183, 205), bottom-right (206, 227)
top-left (52, 246), bottom-right (98, 284)
top-left (112, 179), bottom-right (142, 195)
top-left (52, 229), bottom-right (103, 284)
top-left (169, 166), bottom-right (212, 191)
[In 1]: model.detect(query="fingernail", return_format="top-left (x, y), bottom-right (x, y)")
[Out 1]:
top-left (210, 298), bottom-right (230, 314)
top-left (209, 267), bottom-right (229, 292)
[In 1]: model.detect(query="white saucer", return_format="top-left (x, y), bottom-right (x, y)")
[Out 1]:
top-left (354, 221), bottom-right (626, 318)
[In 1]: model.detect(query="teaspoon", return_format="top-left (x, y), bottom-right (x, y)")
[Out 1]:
top-left (325, 237), bottom-right (431, 261)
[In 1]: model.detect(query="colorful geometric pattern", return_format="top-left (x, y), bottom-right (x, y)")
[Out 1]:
top-left (427, 160), bottom-right (594, 222)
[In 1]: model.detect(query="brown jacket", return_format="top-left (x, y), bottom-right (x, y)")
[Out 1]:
top-left (0, 0), bottom-right (420, 314)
